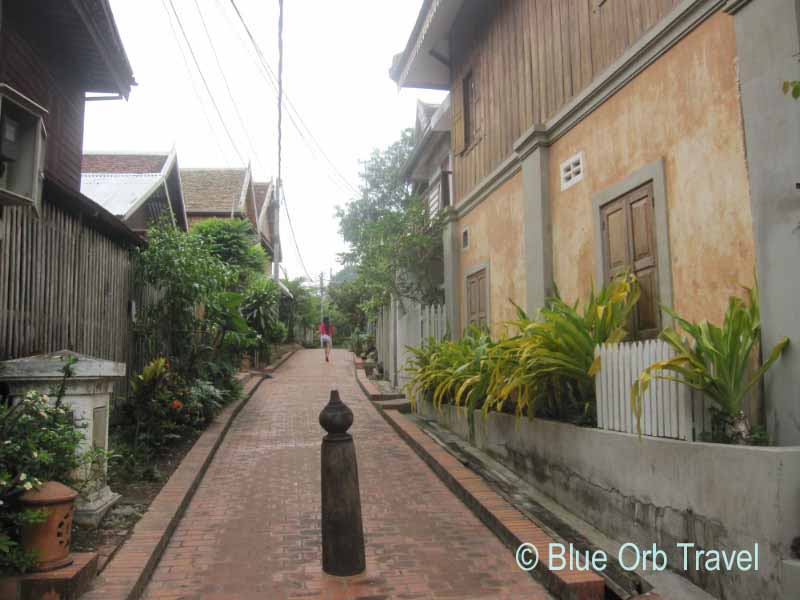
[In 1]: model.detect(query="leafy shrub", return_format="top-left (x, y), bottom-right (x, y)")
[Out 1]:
top-left (405, 274), bottom-right (640, 425)
top-left (632, 285), bottom-right (789, 444)
top-left (190, 217), bottom-right (266, 277)
top-left (484, 273), bottom-right (640, 423)
top-left (406, 327), bottom-right (495, 414)
top-left (0, 391), bottom-right (85, 572)
top-left (117, 358), bottom-right (235, 460)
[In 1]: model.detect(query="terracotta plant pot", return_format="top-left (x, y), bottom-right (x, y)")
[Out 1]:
top-left (19, 481), bottom-right (79, 571)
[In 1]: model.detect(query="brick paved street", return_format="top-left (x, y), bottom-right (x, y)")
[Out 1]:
top-left (142, 349), bottom-right (549, 600)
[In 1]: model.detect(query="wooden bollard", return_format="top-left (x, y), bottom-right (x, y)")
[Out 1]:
top-left (319, 389), bottom-right (366, 576)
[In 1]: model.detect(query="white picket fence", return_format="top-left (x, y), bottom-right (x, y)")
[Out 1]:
top-left (374, 299), bottom-right (447, 388)
top-left (595, 340), bottom-right (694, 440)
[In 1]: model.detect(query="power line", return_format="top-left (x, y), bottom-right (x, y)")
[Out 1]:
top-left (192, 0), bottom-right (266, 172)
top-left (227, 0), bottom-right (359, 196)
top-left (159, 0), bottom-right (226, 162)
top-left (277, 0), bottom-right (284, 188)
top-left (212, 0), bottom-right (355, 198)
top-left (279, 184), bottom-right (312, 282)
top-left (167, 0), bottom-right (246, 165)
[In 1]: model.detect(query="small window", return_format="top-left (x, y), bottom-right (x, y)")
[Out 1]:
top-left (0, 85), bottom-right (46, 214)
top-left (440, 156), bottom-right (451, 208)
top-left (462, 227), bottom-right (470, 250)
top-left (560, 152), bottom-right (584, 191)
top-left (463, 71), bottom-right (479, 149)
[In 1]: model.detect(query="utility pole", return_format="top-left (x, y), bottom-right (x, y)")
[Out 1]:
top-left (320, 270), bottom-right (325, 324)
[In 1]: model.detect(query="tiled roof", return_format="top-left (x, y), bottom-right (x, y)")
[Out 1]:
top-left (82, 153), bottom-right (167, 174)
top-left (180, 168), bottom-right (247, 213)
top-left (253, 182), bottom-right (272, 215)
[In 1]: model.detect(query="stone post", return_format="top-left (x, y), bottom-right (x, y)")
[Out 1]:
top-left (0, 350), bottom-right (125, 527)
top-left (318, 389), bottom-right (365, 576)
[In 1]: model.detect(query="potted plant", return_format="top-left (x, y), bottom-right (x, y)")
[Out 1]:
top-left (0, 391), bottom-right (84, 573)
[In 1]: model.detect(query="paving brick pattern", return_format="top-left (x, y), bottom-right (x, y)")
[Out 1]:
top-left (142, 349), bottom-right (549, 600)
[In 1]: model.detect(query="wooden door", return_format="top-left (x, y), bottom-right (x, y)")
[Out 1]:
top-left (466, 268), bottom-right (487, 329)
top-left (600, 182), bottom-right (659, 339)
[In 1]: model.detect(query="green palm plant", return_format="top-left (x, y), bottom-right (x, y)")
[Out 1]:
top-left (485, 273), bottom-right (640, 420)
top-left (405, 327), bottom-right (495, 414)
top-left (631, 286), bottom-right (789, 442)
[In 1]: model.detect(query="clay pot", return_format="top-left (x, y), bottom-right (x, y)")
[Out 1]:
top-left (19, 481), bottom-right (79, 571)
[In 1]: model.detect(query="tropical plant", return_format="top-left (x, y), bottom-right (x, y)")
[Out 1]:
top-left (190, 217), bottom-right (267, 279)
top-left (631, 285), bottom-right (789, 443)
top-left (405, 327), bottom-right (495, 415)
top-left (484, 273), bottom-right (640, 422)
top-left (784, 79), bottom-right (800, 100)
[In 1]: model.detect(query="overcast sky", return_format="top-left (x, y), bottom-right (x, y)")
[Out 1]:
top-left (83, 0), bottom-right (445, 284)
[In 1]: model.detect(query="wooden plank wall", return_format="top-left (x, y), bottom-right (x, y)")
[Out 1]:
top-left (450, 0), bottom-right (681, 203)
top-left (0, 200), bottom-right (131, 363)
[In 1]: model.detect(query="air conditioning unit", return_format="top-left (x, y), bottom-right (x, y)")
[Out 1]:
top-left (0, 84), bottom-right (47, 214)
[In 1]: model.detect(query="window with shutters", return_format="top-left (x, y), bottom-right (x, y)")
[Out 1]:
top-left (600, 182), bottom-right (660, 339)
top-left (466, 268), bottom-right (488, 328)
top-left (462, 71), bottom-right (479, 150)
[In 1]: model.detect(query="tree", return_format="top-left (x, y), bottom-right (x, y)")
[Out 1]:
top-left (336, 129), bottom-right (444, 314)
top-left (190, 218), bottom-right (267, 282)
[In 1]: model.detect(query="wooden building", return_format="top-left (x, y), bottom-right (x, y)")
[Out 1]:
top-left (391, 1), bottom-right (800, 598)
top-left (0, 0), bottom-right (140, 364)
top-left (391, 0), bottom-right (799, 441)
top-left (81, 148), bottom-right (189, 235)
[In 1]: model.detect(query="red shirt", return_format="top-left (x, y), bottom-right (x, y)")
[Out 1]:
top-left (319, 323), bottom-right (334, 336)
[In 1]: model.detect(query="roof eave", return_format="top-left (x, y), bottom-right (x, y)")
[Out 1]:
top-left (390, 0), bottom-right (465, 90)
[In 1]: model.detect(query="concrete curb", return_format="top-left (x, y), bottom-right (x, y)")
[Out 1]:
top-left (354, 366), bottom-right (406, 402)
top-left (80, 362), bottom-right (286, 600)
top-left (380, 410), bottom-right (605, 600)
top-left (263, 346), bottom-right (301, 374)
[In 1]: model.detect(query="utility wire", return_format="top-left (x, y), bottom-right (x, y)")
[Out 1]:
top-left (167, 0), bottom-right (246, 165)
top-left (192, 0), bottom-right (266, 173)
top-left (277, 0), bottom-right (284, 188)
top-left (212, 0), bottom-right (355, 198)
top-left (227, 0), bottom-right (359, 196)
top-left (160, 0), bottom-right (226, 162)
top-left (280, 185), bottom-right (312, 282)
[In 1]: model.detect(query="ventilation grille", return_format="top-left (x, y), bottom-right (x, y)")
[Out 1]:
top-left (560, 152), bottom-right (584, 191)
top-left (462, 227), bottom-right (470, 250)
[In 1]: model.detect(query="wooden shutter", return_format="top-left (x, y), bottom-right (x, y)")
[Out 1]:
top-left (466, 268), bottom-right (488, 328)
top-left (601, 182), bottom-right (659, 339)
top-left (451, 72), bottom-right (466, 155)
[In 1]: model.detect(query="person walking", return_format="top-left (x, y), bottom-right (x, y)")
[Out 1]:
top-left (319, 316), bottom-right (334, 362)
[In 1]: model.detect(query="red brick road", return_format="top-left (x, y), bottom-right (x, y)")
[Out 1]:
top-left (142, 349), bottom-right (549, 600)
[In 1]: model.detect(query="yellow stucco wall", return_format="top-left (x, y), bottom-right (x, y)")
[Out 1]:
top-left (457, 171), bottom-right (525, 336)
top-left (549, 12), bottom-right (754, 325)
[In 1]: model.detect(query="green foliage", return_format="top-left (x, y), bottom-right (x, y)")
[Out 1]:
top-left (348, 329), bottom-right (374, 358)
top-left (404, 274), bottom-right (640, 426)
top-left (783, 80), bottom-right (800, 100)
top-left (134, 221), bottom-right (232, 370)
top-left (242, 276), bottom-right (284, 347)
top-left (190, 218), bottom-right (267, 277)
top-left (483, 274), bottom-right (640, 422)
top-left (0, 390), bottom-right (85, 572)
top-left (119, 358), bottom-right (232, 457)
top-left (336, 129), bottom-right (445, 312)
top-left (406, 328), bottom-right (495, 416)
top-left (632, 286), bottom-right (789, 443)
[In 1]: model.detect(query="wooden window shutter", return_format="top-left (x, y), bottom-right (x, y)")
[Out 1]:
top-left (451, 73), bottom-right (466, 155)
top-left (601, 182), bottom-right (660, 339)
